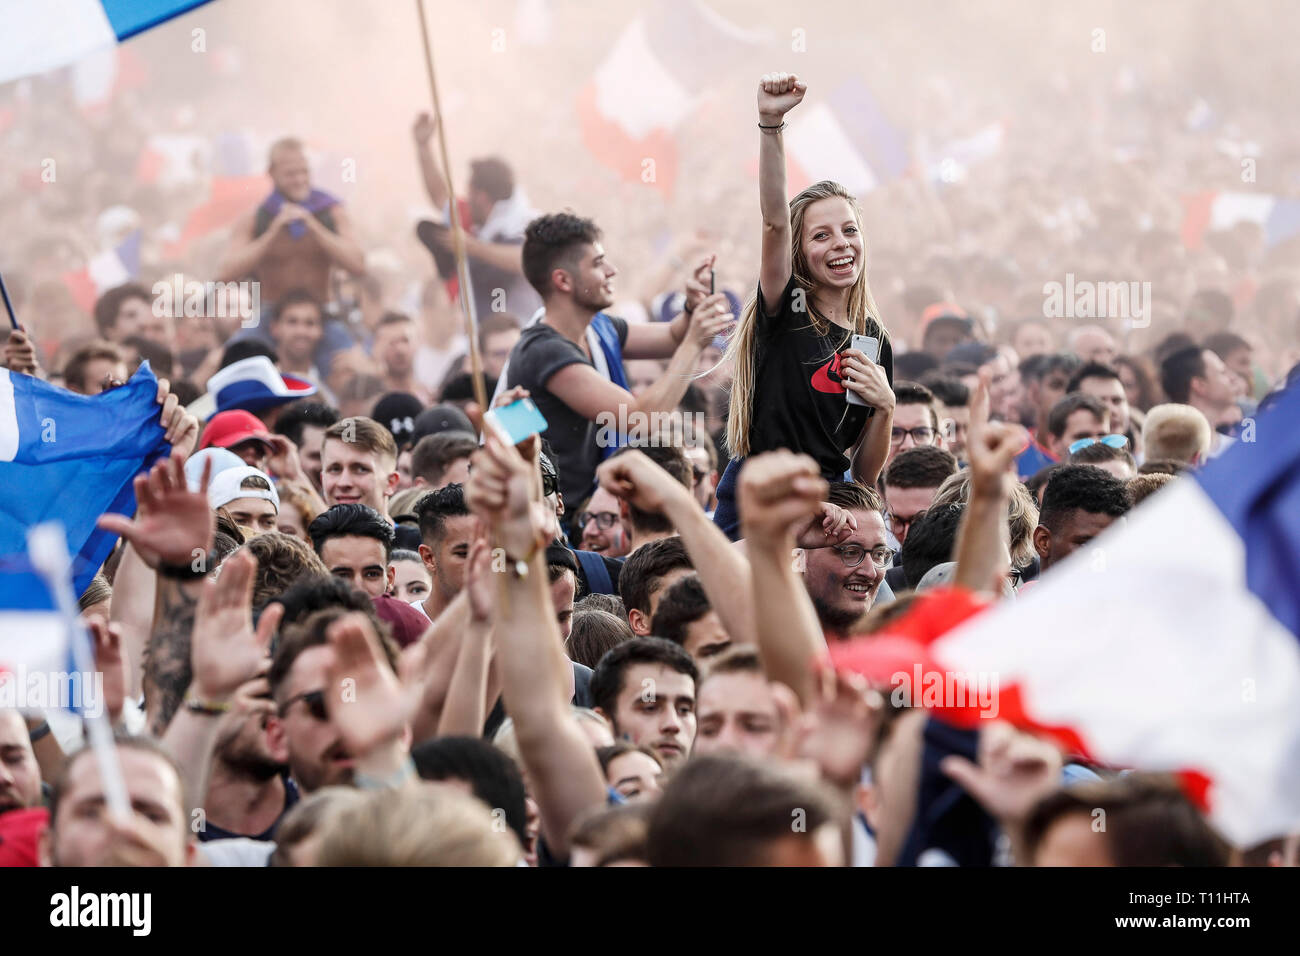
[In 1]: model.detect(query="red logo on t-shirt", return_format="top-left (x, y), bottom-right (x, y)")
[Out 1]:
top-left (810, 352), bottom-right (846, 393)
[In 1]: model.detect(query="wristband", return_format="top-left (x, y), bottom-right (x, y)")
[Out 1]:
top-left (29, 720), bottom-right (51, 743)
top-left (758, 121), bottom-right (787, 132)
top-left (185, 696), bottom-right (232, 716)
top-left (157, 550), bottom-right (217, 581)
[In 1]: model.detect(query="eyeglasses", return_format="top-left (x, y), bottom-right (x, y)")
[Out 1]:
top-left (542, 472), bottom-right (557, 498)
top-left (830, 544), bottom-right (895, 570)
top-left (279, 689), bottom-right (327, 721)
top-left (888, 510), bottom-right (927, 537)
top-left (890, 426), bottom-right (935, 446)
top-left (578, 511), bottom-right (620, 530)
top-left (1068, 434), bottom-right (1129, 455)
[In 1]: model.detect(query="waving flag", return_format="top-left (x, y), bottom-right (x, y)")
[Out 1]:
top-left (1182, 190), bottom-right (1300, 249)
top-left (0, 0), bottom-right (214, 86)
top-left (831, 383), bottom-right (1300, 848)
top-left (0, 363), bottom-right (170, 595)
top-left (577, 0), bottom-right (763, 197)
top-left (785, 78), bottom-right (911, 196)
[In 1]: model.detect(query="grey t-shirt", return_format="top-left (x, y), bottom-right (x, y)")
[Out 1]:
top-left (505, 316), bottom-right (629, 505)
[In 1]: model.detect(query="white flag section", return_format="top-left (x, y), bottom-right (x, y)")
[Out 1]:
top-left (0, 0), bottom-right (213, 86)
top-left (932, 477), bottom-right (1300, 848)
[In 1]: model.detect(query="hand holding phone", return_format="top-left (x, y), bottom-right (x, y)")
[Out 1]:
top-left (483, 397), bottom-right (549, 447)
top-left (844, 334), bottom-right (880, 406)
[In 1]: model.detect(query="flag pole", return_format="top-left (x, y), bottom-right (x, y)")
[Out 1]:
top-left (414, 0), bottom-right (489, 413)
top-left (27, 523), bottom-right (131, 825)
top-left (1, 272), bottom-right (19, 329)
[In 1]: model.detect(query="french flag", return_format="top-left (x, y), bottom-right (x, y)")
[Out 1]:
top-left (61, 228), bottom-right (142, 314)
top-left (784, 77), bottom-right (910, 196)
top-left (831, 382), bottom-right (1300, 848)
top-left (0, 0), bottom-right (212, 86)
top-left (1182, 190), bottom-right (1300, 250)
top-left (577, 0), bottom-right (761, 198)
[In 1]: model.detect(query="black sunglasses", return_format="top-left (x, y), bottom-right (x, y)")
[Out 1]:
top-left (279, 689), bottom-right (327, 721)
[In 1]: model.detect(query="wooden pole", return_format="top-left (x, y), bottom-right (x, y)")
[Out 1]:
top-left (415, 0), bottom-right (488, 412)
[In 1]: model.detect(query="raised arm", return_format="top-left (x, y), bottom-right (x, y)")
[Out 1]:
top-left (546, 292), bottom-right (733, 422)
top-left (738, 451), bottom-right (831, 706)
top-left (953, 370), bottom-right (1028, 594)
top-left (435, 532), bottom-right (495, 738)
top-left (757, 72), bottom-right (806, 310)
top-left (413, 111), bottom-right (450, 210)
top-left (597, 450), bottom-right (757, 647)
top-left (466, 429), bottom-right (607, 859)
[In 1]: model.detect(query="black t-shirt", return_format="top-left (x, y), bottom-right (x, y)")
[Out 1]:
top-left (748, 277), bottom-right (894, 478)
top-left (505, 316), bottom-right (630, 505)
top-left (196, 776), bottom-right (300, 843)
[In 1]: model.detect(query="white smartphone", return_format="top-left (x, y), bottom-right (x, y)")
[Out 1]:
top-left (845, 334), bottom-right (880, 406)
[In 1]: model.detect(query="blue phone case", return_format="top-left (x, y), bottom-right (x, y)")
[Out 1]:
top-left (485, 398), bottom-right (549, 445)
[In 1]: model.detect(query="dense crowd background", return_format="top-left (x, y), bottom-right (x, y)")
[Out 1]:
top-left (1, 0), bottom-right (1298, 868)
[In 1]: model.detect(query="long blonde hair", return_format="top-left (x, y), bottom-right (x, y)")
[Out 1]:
top-left (724, 180), bottom-right (888, 458)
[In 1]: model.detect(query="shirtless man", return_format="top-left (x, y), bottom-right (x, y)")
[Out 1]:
top-left (218, 137), bottom-right (365, 307)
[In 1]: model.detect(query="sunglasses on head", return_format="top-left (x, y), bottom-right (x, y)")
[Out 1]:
top-left (1069, 434), bottom-right (1128, 455)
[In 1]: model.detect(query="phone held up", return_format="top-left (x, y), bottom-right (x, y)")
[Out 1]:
top-left (844, 333), bottom-right (880, 407)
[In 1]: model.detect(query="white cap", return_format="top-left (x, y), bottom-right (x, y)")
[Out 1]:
top-left (208, 466), bottom-right (280, 513)
top-left (185, 448), bottom-right (247, 492)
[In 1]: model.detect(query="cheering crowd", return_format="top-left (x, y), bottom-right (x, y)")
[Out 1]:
top-left (2, 51), bottom-right (1299, 868)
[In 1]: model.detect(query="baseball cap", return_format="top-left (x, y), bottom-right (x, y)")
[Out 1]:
top-left (184, 447), bottom-right (247, 492)
top-left (412, 403), bottom-right (476, 444)
top-left (371, 594), bottom-right (429, 648)
top-left (208, 465), bottom-right (280, 512)
top-left (200, 410), bottom-right (274, 453)
top-left (371, 392), bottom-right (425, 449)
top-left (206, 356), bottom-right (317, 418)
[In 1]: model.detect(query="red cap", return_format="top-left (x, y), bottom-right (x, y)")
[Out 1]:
top-left (200, 410), bottom-right (274, 452)
top-left (371, 594), bottom-right (429, 648)
top-left (0, 807), bottom-right (48, 867)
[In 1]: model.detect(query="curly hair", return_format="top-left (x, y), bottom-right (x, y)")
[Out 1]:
top-left (243, 532), bottom-right (330, 610)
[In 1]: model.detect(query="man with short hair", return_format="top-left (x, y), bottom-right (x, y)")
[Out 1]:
top-left (888, 381), bottom-right (943, 465)
top-left (589, 636), bottom-right (698, 768)
top-left (1142, 403), bottom-right (1213, 466)
top-left (478, 313), bottom-right (522, 380)
top-left (266, 609), bottom-right (403, 795)
top-left (650, 574), bottom-right (731, 660)
top-left (1043, 394), bottom-right (1110, 461)
top-left (1067, 361), bottom-right (1135, 451)
top-left (577, 485), bottom-right (631, 557)
top-left (62, 341), bottom-right (128, 395)
top-left (41, 735), bottom-right (196, 867)
top-left (275, 401), bottom-right (340, 493)
top-left (0, 709), bottom-right (43, 817)
top-left (1068, 440), bottom-right (1136, 480)
top-left (411, 484), bottom-right (474, 622)
top-left (802, 481), bottom-right (891, 639)
top-left (209, 465), bottom-right (280, 533)
top-left (413, 120), bottom-right (543, 321)
top-left (692, 647), bottom-right (784, 758)
top-left (646, 754), bottom-right (844, 866)
top-left (1033, 464), bottom-right (1131, 573)
top-left (218, 136), bottom-right (364, 306)
top-left (372, 312), bottom-right (431, 405)
top-left (619, 536), bottom-right (694, 636)
top-left (1160, 346), bottom-right (1240, 456)
top-left (269, 288), bottom-right (326, 383)
top-left (410, 430), bottom-right (477, 489)
top-left (308, 503), bottom-right (397, 598)
top-left (320, 416), bottom-right (419, 549)
top-left (505, 212), bottom-right (730, 507)
top-left (882, 445), bottom-right (958, 547)
top-left (922, 375), bottom-right (971, 461)
top-left (1015, 353), bottom-right (1081, 478)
